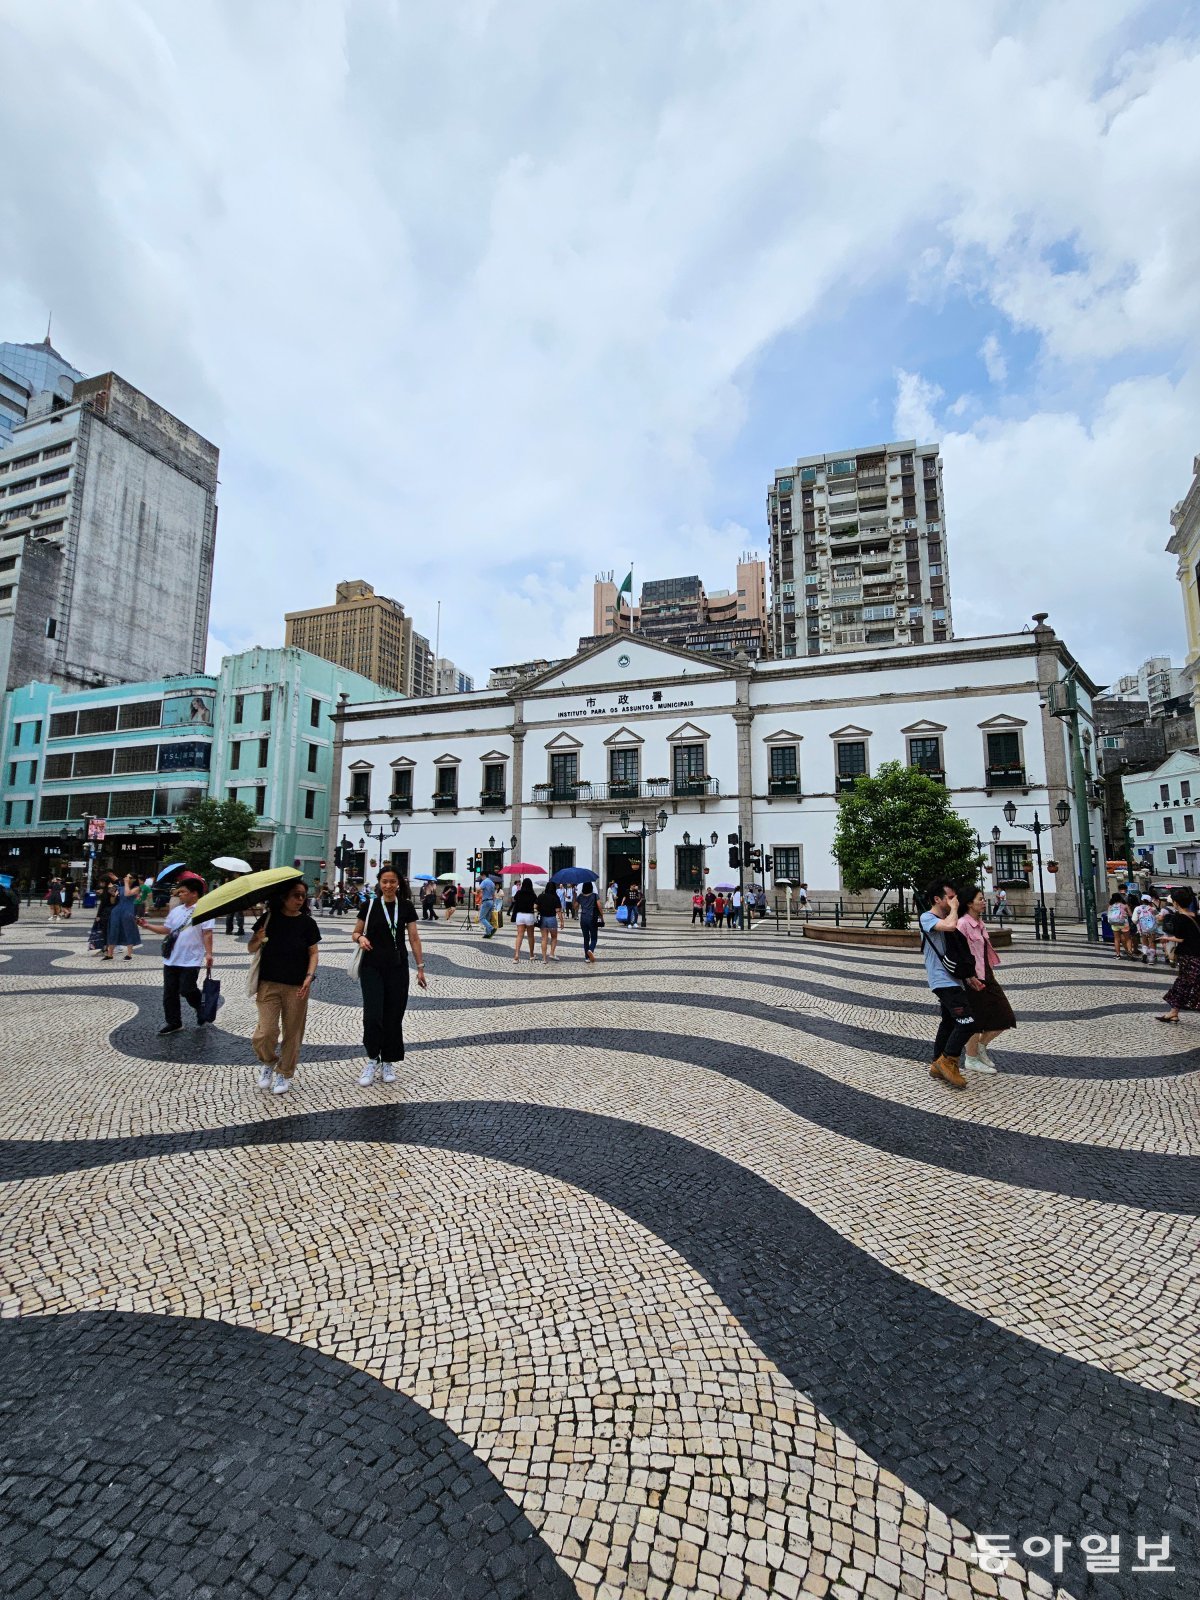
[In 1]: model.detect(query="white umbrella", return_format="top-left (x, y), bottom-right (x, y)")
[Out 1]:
top-left (212, 855), bottom-right (252, 874)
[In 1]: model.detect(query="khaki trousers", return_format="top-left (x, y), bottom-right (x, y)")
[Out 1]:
top-left (253, 980), bottom-right (310, 1079)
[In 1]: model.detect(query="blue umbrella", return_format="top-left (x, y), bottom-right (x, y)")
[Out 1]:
top-left (156, 861), bottom-right (188, 884)
top-left (551, 867), bottom-right (600, 886)
top-left (411, 873), bottom-right (437, 882)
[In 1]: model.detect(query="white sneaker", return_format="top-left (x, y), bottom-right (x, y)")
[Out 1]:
top-left (975, 1045), bottom-right (998, 1071)
top-left (271, 1075), bottom-right (292, 1095)
top-left (380, 1063), bottom-right (396, 1084)
top-left (357, 1061), bottom-right (377, 1087)
top-left (257, 1064), bottom-right (275, 1089)
top-left (964, 1054), bottom-right (997, 1075)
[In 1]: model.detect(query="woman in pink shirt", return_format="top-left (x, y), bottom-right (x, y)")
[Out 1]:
top-left (957, 884), bottom-right (1016, 1074)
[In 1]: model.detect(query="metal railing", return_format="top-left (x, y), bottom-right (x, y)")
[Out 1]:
top-left (986, 766), bottom-right (1027, 788)
top-left (768, 776), bottom-right (801, 797)
top-left (388, 794), bottom-right (413, 813)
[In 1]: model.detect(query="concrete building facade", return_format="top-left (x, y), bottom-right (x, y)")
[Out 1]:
top-left (0, 647), bottom-right (387, 891)
top-left (1121, 749), bottom-right (1200, 879)
top-left (0, 370), bottom-right (218, 693)
top-left (330, 620), bottom-right (1103, 921)
top-left (768, 441), bottom-right (950, 659)
top-left (436, 658), bottom-right (475, 695)
top-left (1168, 453), bottom-right (1200, 741)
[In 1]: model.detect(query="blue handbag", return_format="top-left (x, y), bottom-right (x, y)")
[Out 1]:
top-left (616, 905), bottom-right (629, 923)
top-left (198, 975), bottom-right (223, 1024)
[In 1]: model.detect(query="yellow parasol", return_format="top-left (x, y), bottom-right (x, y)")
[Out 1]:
top-left (188, 866), bottom-right (303, 923)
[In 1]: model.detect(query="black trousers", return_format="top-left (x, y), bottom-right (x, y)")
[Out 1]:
top-left (932, 986), bottom-right (977, 1061)
top-left (360, 962), bottom-right (409, 1062)
top-left (163, 965), bottom-right (202, 1027)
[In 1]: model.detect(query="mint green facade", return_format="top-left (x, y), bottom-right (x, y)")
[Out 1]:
top-left (0, 648), bottom-right (387, 891)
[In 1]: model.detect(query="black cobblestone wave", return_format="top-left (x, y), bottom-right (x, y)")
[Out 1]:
top-left (7, 955), bottom-right (1192, 1083)
top-left (0, 1310), bottom-right (576, 1600)
top-left (2, 1107), bottom-right (1193, 1600)
top-left (20, 989), bottom-right (1187, 1211)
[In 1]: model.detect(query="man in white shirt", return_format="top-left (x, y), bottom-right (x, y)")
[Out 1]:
top-left (732, 887), bottom-right (744, 928)
top-left (138, 873), bottom-right (216, 1036)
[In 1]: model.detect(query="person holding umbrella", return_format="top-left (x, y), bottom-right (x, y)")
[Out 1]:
top-left (578, 881), bottom-right (603, 962)
top-left (351, 866), bottom-right (427, 1086)
top-left (247, 879), bottom-right (320, 1095)
top-left (137, 872), bottom-right (215, 1035)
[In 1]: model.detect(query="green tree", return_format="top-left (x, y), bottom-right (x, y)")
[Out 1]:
top-left (832, 761), bottom-right (983, 912)
top-left (174, 797), bottom-right (259, 875)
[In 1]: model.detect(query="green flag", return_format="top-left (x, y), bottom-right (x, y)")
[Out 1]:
top-left (617, 570), bottom-right (633, 609)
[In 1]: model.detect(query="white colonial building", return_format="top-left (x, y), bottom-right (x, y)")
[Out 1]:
top-left (329, 619), bottom-right (1103, 916)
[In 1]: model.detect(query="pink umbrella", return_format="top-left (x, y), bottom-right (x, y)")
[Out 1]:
top-left (501, 862), bottom-right (547, 875)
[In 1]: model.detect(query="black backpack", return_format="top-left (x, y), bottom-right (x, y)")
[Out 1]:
top-left (920, 921), bottom-right (974, 983)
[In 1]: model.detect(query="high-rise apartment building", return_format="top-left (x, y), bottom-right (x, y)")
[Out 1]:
top-left (0, 367), bottom-right (218, 693)
top-left (767, 441), bottom-right (951, 657)
top-left (0, 336), bottom-right (84, 447)
top-left (286, 581), bottom-right (407, 695)
top-left (587, 555), bottom-right (768, 660)
top-left (285, 580), bottom-right (438, 698)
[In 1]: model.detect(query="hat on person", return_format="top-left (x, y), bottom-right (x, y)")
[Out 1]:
top-left (177, 872), bottom-right (207, 894)
top-left (1141, 894), bottom-right (1152, 902)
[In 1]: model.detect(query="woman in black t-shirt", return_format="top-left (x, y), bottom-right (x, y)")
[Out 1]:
top-left (536, 881), bottom-right (563, 963)
top-left (248, 881), bottom-right (321, 1095)
top-left (511, 877), bottom-right (538, 963)
top-left (351, 867), bottom-right (427, 1086)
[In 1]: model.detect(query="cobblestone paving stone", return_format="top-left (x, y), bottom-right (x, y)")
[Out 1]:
top-left (1, 914), bottom-right (1196, 1599)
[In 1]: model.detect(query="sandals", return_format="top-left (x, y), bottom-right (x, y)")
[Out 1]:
top-left (1155, 1013), bottom-right (1180, 1024)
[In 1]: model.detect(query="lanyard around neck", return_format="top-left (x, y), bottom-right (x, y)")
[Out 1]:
top-left (377, 898), bottom-right (399, 943)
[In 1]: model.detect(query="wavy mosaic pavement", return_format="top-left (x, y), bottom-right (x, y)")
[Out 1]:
top-left (0, 913), bottom-right (1195, 1599)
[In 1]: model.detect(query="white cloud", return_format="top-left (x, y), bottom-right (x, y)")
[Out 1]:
top-left (979, 334), bottom-right (1007, 386)
top-left (893, 370), bottom-right (945, 443)
top-left (0, 1), bottom-right (1197, 684)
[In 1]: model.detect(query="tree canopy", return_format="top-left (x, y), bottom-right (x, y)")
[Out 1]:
top-left (832, 760), bottom-right (983, 897)
top-left (174, 798), bottom-right (259, 876)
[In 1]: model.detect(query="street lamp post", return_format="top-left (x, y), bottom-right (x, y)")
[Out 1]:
top-left (618, 807), bottom-right (668, 927)
top-left (1003, 798), bottom-right (1070, 941)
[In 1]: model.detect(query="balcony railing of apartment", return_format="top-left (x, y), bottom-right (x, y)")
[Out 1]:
top-left (433, 792), bottom-right (459, 811)
top-left (768, 776), bottom-right (802, 798)
top-left (346, 795), bottom-right (370, 814)
top-left (910, 765), bottom-right (946, 784)
top-left (986, 766), bottom-right (1027, 789)
top-left (388, 793), bottom-right (413, 813)
top-left (480, 791), bottom-right (507, 810)
top-left (835, 775), bottom-right (861, 794)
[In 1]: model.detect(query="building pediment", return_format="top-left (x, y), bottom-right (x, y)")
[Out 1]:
top-left (432, 752), bottom-right (461, 765)
top-left (388, 755), bottom-right (415, 769)
top-left (900, 718), bottom-right (947, 735)
top-left (828, 724), bottom-right (872, 739)
top-left (978, 714), bottom-right (1027, 729)
top-left (763, 728), bottom-right (803, 744)
top-left (603, 725), bottom-right (645, 746)
top-left (479, 749), bottom-right (509, 762)
top-left (522, 633), bottom-right (738, 696)
top-left (666, 721), bottom-right (710, 742)
top-left (348, 758), bottom-right (374, 770)
top-left (545, 731), bottom-right (584, 750)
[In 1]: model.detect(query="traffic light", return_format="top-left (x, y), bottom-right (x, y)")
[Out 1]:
top-left (466, 854), bottom-right (477, 874)
top-left (763, 853), bottom-right (774, 874)
top-left (728, 846), bottom-right (741, 869)
top-left (746, 846), bottom-right (762, 875)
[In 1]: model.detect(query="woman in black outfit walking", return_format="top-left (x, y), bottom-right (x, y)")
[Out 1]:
top-left (350, 868), bottom-right (427, 1086)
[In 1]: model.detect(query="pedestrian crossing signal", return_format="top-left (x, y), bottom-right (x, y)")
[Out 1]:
top-left (728, 846), bottom-right (741, 869)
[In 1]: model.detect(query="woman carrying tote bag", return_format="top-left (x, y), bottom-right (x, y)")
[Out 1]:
top-left (350, 868), bottom-right (427, 1086)
top-left (247, 880), bottom-right (321, 1096)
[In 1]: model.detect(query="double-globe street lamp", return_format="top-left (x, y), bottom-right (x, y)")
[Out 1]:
top-left (618, 807), bottom-right (668, 927)
top-left (360, 814), bottom-right (401, 878)
top-left (1002, 797), bottom-right (1071, 940)
top-left (682, 829), bottom-right (720, 897)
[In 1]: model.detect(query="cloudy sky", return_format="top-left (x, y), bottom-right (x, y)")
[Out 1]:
top-left (2, 0), bottom-right (1198, 687)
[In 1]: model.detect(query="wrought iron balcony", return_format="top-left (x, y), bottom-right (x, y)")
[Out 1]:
top-left (671, 776), bottom-right (719, 799)
top-left (480, 791), bottom-right (507, 810)
top-left (986, 766), bottom-right (1027, 789)
top-left (835, 774), bottom-right (861, 794)
top-left (768, 775), bottom-right (801, 798)
top-left (346, 795), bottom-right (370, 814)
top-left (433, 792), bottom-right (459, 811)
top-left (910, 765), bottom-right (946, 785)
top-left (388, 793), bottom-right (413, 813)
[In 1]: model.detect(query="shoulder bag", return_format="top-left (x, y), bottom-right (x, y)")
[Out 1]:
top-left (349, 895), bottom-right (372, 981)
top-left (245, 911), bottom-right (269, 996)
